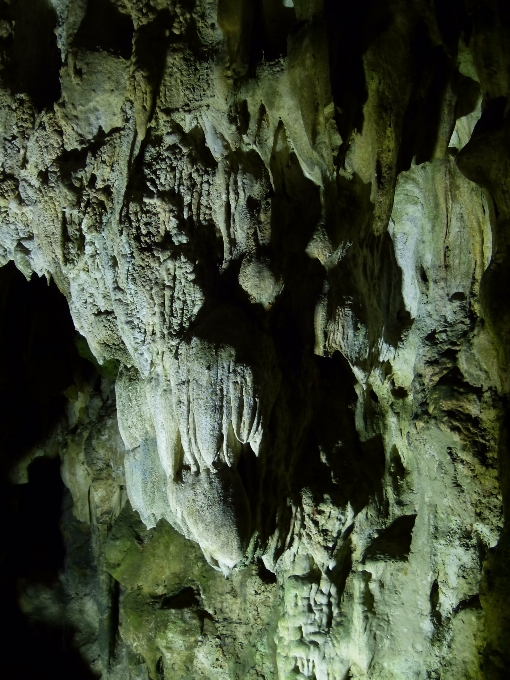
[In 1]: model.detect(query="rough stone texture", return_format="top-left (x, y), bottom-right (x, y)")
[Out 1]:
top-left (1, 0), bottom-right (510, 678)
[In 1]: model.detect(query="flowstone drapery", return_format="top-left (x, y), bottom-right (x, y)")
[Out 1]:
top-left (1, 0), bottom-right (510, 678)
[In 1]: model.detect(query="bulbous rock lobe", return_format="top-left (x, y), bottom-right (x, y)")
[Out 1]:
top-left (117, 305), bottom-right (280, 572)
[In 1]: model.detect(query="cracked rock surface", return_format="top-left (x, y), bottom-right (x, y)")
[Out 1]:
top-left (1, 0), bottom-right (510, 678)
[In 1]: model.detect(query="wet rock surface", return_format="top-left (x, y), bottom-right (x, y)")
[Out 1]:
top-left (1, 0), bottom-right (510, 678)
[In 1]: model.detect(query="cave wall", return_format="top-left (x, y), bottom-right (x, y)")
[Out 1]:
top-left (1, 0), bottom-right (510, 678)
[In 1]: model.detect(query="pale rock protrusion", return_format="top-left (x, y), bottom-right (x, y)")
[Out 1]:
top-left (238, 256), bottom-right (283, 308)
top-left (172, 466), bottom-right (251, 573)
top-left (116, 305), bottom-right (280, 571)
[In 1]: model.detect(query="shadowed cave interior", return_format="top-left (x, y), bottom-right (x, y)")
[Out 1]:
top-left (0, 262), bottom-right (97, 679)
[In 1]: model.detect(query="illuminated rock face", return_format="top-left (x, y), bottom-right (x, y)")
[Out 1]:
top-left (1, 0), bottom-right (510, 677)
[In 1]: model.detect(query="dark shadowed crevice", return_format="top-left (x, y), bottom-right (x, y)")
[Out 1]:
top-left (2, 0), bottom-right (61, 111)
top-left (323, 0), bottom-right (392, 150)
top-left (73, 0), bottom-right (134, 59)
top-left (257, 559), bottom-right (277, 584)
top-left (363, 514), bottom-right (417, 562)
top-left (329, 538), bottom-right (353, 602)
top-left (237, 442), bottom-right (260, 522)
top-left (433, 0), bottom-right (468, 53)
top-left (248, 0), bottom-right (295, 67)
top-left (0, 458), bottom-right (96, 679)
top-left (0, 262), bottom-right (96, 679)
top-left (133, 9), bottom-right (173, 122)
top-left (161, 586), bottom-right (201, 610)
top-left (0, 262), bottom-right (80, 475)
top-left (397, 37), bottom-right (455, 172)
top-left (308, 352), bottom-right (385, 513)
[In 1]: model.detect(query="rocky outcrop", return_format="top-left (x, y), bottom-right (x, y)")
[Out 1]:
top-left (1, 0), bottom-right (510, 678)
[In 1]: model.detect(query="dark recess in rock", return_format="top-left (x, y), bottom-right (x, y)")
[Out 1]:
top-left (160, 586), bottom-right (201, 609)
top-left (0, 263), bottom-right (88, 476)
top-left (363, 514), bottom-right (417, 562)
top-left (0, 263), bottom-right (96, 679)
top-left (73, 0), bottom-right (134, 59)
top-left (0, 0), bottom-right (61, 110)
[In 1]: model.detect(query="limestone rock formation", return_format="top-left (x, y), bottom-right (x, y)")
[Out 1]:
top-left (1, 0), bottom-right (510, 678)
